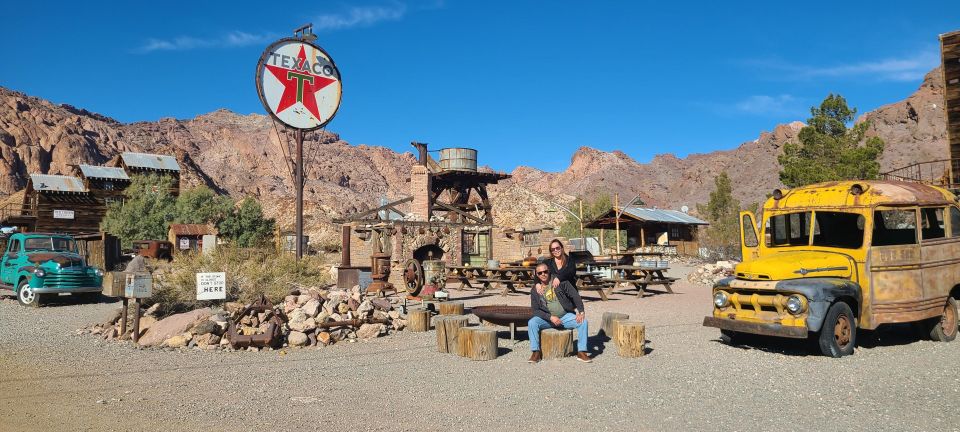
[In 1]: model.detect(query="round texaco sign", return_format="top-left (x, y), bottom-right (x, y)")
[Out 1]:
top-left (256, 38), bottom-right (342, 130)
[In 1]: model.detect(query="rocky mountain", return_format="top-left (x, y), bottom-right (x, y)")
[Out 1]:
top-left (504, 67), bottom-right (948, 212)
top-left (0, 67), bottom-right (948, 246)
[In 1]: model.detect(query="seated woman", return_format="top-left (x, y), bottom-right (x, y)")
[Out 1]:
top-left (527, 262), bottom-right (591, 363)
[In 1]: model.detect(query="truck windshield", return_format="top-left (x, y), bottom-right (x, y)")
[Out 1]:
top-left (24, 237), bottom-right (77, 253)
top-left (767, 211), bottom-right (865, 249)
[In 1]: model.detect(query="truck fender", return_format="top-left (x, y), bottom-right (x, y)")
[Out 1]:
top-left (775, 278), bottom-right (862, 333)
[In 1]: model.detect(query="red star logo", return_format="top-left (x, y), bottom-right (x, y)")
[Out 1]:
top-left (264, 46), bottom-right (336, 121)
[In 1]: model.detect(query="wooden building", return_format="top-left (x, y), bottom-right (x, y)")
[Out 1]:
top-left (20, 174), bottom-right (104, 234)
top-left (76, 164), bottom-right (131, 205)
top-left (115, 152), bottom-right (181, 195)
top-left (941, 30), bottom-right (960, 184)
top-left (585, 206), bottom-right (708, 256)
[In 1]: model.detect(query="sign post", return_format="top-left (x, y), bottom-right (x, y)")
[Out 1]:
top-left (255, 24), bottom-right (342, 259)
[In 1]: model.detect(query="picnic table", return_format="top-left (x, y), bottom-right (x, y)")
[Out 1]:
top-left (607, 265), bottom-right (678, 297)
top-left (447, 265), bottom-right (535, 296)
top-left (575, 270), bottom-right (611, 301)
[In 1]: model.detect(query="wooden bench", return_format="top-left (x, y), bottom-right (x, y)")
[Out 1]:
top-left (608, 277), bottom-right (678, 297)
top-left (474, 278), bottom-right (520, 296)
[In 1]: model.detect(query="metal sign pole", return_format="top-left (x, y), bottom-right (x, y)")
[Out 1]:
top-left (295, 129), bottom-right (304, 259)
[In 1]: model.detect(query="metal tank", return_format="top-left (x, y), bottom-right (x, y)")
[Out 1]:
top-left (438, 148), bottom-right (478, 172)
top-left (422, 259), bottom-right (447, 286)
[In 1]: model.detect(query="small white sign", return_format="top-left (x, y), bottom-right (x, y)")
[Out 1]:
top-left (179, 238), bottom-right (190, 250)
top-left (196, 272), bottom-right (226, 300)
top-left (124, 273), bottom-right (152, 298)
top-left (53, 209), bottom-right (75, 220)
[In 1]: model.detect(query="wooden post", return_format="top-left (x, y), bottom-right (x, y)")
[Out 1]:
top-left (614, 193), bottom-right (621, 254)
top-left (578, 199), bottom-right (584, 245)
top-left (435, 315), bottom-right (469, 353)
top-left (457, 327), bottom-right (498, 360)
top-left (408, 309), bottom-right (431, 332)
top-left (640, 226), bottom-right (645, 247)
top-left (600, 228), bottom-right (605, 253)
top-left (438, 301), bottom-right (464, 316)
top-left (132, 299), bottom-right (141, 343)
top-left (120, 297), bottom-right (129, 336)
top-left (616, 320), bottom-right (646, 357)
top-left (540, 328), bottom-right (574, 359)
top-left (600, 311), bottom-right (630, 338)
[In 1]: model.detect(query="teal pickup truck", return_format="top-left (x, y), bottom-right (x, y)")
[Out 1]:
top-left (0, 233), bottom-right (104, 307)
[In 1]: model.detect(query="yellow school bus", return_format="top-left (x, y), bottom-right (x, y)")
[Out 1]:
top-left (703, 180), bottom-right (960, 357)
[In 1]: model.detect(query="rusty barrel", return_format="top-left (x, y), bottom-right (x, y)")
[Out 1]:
top-left (423, 259), bottom-right (446, 286)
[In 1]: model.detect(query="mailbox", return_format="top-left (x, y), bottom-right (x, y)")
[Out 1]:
top-left (102, 271), bottom-right (127, 297)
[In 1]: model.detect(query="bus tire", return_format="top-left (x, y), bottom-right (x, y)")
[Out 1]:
top-left (818, 301), bottom-right (856, 357)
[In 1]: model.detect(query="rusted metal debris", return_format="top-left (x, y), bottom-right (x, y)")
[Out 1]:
top-left (225, 295), bottom-right (285, 349)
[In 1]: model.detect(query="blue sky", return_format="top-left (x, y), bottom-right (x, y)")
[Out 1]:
top-left (1, 1), bottom-right (956, 172)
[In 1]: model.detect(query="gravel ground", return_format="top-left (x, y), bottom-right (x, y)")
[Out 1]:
top-left (1, 263), bottom-right (959, 432)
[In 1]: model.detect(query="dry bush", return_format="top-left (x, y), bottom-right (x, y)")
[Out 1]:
top-left (147, 247), bottom-right (331, 316)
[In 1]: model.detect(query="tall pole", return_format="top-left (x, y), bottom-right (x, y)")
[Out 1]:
top-left (295, 129), bottom-right (304, 259)
top-left (578, 199), bottom-right (584, 244)
top-left (614, 193), bottom-right (621, 254)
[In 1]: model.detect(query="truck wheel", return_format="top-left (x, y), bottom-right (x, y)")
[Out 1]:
top-left (16, 280), bottom-right (42, 308)
top-left (818, 302), bottom-right (856, 357)
top-left (927, 297), bottom-right (958, 342)
top-left (719, 330), bottom-right (741, 345)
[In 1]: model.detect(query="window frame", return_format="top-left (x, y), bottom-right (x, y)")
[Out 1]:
top-left (870, 207), bottom-right (919, 247)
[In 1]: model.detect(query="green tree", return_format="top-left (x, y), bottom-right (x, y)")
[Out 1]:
top-left (100, 174), bottom-right (176, 247)
top-left (217, 198), bottom-right (276, 247)
top-left (697, 172), bottom-right (757, 258)
top-left (174, 185), bottom-right (234, 225)
top-left (778, 94), bottom-right (885, 188)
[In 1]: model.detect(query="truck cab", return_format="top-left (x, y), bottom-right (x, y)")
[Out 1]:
top-left (703, 181), bottom-right (960, 357)
top-left (0, 233), bottom-right (105, 307)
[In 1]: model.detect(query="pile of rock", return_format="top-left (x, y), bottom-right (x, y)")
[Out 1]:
top-left (78, 285), bottom-right (408, 352)
top-left (687, 260), bottom-right (737, 286)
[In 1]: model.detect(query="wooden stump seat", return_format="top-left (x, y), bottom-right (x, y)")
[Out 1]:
top-left (540, 328), bottom-right (574, 360)
top-left (435, 315), bottom-right (469, 353)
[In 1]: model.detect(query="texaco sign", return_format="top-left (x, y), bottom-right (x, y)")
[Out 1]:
top-left (256, 38), bottom-right (341, 130)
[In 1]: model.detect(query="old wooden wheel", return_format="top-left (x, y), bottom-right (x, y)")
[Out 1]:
top-left (403, 259), bottom-right (424, 296)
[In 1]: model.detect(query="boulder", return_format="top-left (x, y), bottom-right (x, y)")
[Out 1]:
top-left (357, 300), bottom-right (373, 317)
top-left (357, 323), bottom-right (385, 340)
top-left (296, 294), bottom-right (310, 306)
top-left (302, 299), bottom-right (321, 317)
top-left (138, 308), bottom-right (212, 347)
top-left (163, 333), bottom-right (193, 348)
top-left (195, 333), bottom-right (221, 347)
top-left (371, 298), bottom-right (392, 311)
top-left (288, 331), bottom-right (309, 347)
top-left (287, 309), bottom-right (307, 331)
top-left (190, 320), bottom-right (221, 336)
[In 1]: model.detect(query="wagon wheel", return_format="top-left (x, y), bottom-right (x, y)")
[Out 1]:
top-left (403, 259), bottom-right (424, 296)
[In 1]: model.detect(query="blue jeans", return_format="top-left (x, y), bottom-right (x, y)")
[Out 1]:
top-left (528, 313), bottom-right (589, 352)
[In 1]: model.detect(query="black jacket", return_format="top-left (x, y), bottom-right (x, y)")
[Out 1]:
top-left (530, 277), bottom-right (585, 321)
top-left (545, 255), bottom-right (577, 286)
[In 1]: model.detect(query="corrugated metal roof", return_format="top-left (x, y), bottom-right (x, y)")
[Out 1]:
top-left (78, 164), bottom-right (130, 180)
top-left (169, 224), bottom-right (216, 236)
top-left (29, 174), bottom-right (88, 193)
top-left (620, 206), bottom-right (709, 225)
top-left (121, 152), bottom-right (181, 171)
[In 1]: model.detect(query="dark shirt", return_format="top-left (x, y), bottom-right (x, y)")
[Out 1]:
top-left (530, 277), bottom-right (585, 322)
top-left (545, 255), bottom-right (577, 286)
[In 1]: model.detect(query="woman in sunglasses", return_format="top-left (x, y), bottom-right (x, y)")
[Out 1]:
top-left (544, 239), bottom-right (576, 290)
top-left (528, 262), bottom-right (591, 363)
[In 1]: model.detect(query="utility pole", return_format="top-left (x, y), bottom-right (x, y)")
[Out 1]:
top-left (578, 199), bottom-right (584, 244)
top-left (614, 193), bottom-right (621, 254)
top-left (295, 129), bottom-right (304, 259)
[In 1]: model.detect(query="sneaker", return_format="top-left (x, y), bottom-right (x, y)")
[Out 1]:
top-left (576, 352), bottom-right (593, 363)
top-left (528, 351), bottom-right (542, 363)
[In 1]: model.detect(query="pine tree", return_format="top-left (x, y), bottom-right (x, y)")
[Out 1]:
top-left (100, 174), bottom-right (176, 247)
top-left (778, 94), bottom-right (885, 188)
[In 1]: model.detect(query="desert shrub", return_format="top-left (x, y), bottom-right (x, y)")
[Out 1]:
top-left (147, 246), bottom-right (331, 316)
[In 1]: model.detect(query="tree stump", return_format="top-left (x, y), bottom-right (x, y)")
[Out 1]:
top-left (435, 315), bottom-right (469, 353)
top-left (540, 328), bottom-right (574, 360)
top-left (438, 301), bottom-right (465, 316)
top-left (408, 310), bottom-right (431, 332)
top-left (457, 327), bottom-right (498, 360)
top-left (616, 321), bottom-right (646, 357)
top-left (601, 312), bottom-right (630, 338)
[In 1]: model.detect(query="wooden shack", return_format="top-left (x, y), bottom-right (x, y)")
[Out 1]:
top-left (21, 174), bottom-right (104, 234)
top-left (169, 224), bottom-right (216, 252)
top-left (115, 152), bottom-right (181, 195)
top-left (76, 164), bottom-right (131, 205)
top-left (585, 206), bottom-right (708, 256)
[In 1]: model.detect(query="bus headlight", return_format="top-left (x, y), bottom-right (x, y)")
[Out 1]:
top-left (713, 291), bottom-right (730, 308)
top-left (786, 295), bottom-right (806, 314)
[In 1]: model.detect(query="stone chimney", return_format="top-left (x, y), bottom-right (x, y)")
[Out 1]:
top-left (410, 165), bottom-right (431, 221)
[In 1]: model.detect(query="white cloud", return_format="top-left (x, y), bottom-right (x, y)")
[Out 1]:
top-left (313, 3), bottom-right (407, 32)
top-left (747, 49), bottom-right (939, 82)
top-left (734, 94), bottom-right (800, 116)
top-left (136, 31), bottom-right (274, 53)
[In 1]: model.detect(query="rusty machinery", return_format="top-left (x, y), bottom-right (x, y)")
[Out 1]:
top-left (366, 252), bottom-right (397, 297)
